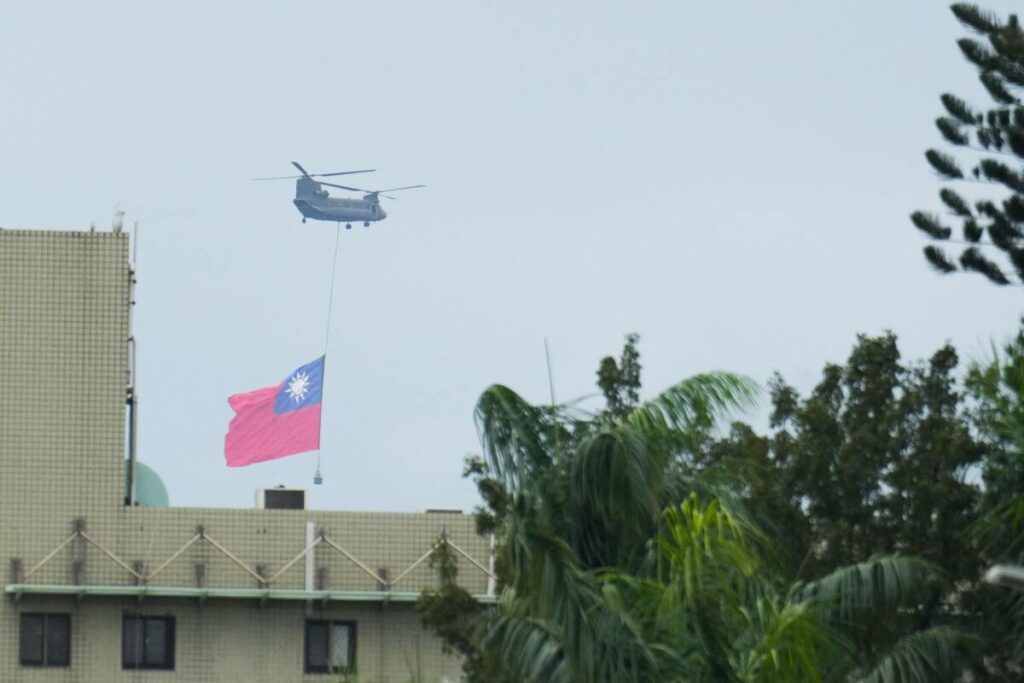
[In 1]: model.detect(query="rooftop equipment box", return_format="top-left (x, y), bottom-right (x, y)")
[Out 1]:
top-left (255, 488), bottom-right (306, 510)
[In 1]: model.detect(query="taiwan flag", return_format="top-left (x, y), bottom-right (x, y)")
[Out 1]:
top-left (224, 356), bottom-right (324, 467)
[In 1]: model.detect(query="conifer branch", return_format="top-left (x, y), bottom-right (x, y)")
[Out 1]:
top-left (1004, 194), bottom-right (1024, 222)
top-left (923, 246), bottom-right (958, 273)
top-left (941, 93), bottom-right (980, 124)
top-left (1009, 247), bottom-right (1024, 281)
top-left (994, 56), bottom-right (1024, 87)
top-left (980, 71), bottom-right (1019, 104)
top-left (958, 37), bottom-right (996, 69)
top-left (937, 118), bottom-right (970, 145)
top-left (987, 219), bottom-right (1020, 250)
top-left (911, 212), bottom-right (953, 240)
top-left (960, 246), bottom-right (1011, 284)
top-left (978, 158), bottom-right (1024, 192)
top-left (952, 3), bottom-right (1002, 34)
top-left (964, 218), bottom-right (985, 242)
top-left (925, 150), bottom-right (964, 178)
top-left (939, 188), bottom-right (973, 216)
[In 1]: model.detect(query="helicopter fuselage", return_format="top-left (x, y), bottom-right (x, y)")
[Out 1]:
top-left (292, 176), bottom-right (387, 224)
top-left (292, 196), bottom-right (387, 223)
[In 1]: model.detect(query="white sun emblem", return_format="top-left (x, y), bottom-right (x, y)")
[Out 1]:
top-left (285, 372), bottom-right (311, 402)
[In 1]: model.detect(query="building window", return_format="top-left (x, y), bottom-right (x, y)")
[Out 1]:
top-left (305, 620), bottom-right (356, 674)
top-left (122, 614), bottom-right (175, 670)
top-left (20, 613), bottom-right (70, 667)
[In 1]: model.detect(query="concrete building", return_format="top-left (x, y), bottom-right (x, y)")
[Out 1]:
top-left (0, 230), bottom-right (492, 682)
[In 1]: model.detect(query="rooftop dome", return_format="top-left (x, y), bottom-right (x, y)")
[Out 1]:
top-left (124, 460), bottom-right (170, 507)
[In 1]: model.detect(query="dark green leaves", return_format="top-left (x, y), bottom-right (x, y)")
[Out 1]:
top-left (939, 188), bottom-right (973, 216)
top-left (910, 212), bottom-right (952, 239)
top-left (982, 71), bottom-right (1019, 105)
top-left (952, 3), bottom-right (1002, 34)
top-left (940, 94), bottom-right (979, 123)
top-left (960, 246), bottom-right (1011, 283)
top-left (924, 149), bottom-right (964, 178)
top-left (978, 158), bottom-right (1024, 191)
top-left (936, 117), bottom-right (970, 144)
top-left (916, 5), bottom-right (1024, 284)
top-left (924, 246), bottom-right (957, 273)
top-left (853, 626), bottom-right (968, 683)
top-left (795, 555), bottom-right (940, 624)
top-left (958, 37), bottom-right (996, 68)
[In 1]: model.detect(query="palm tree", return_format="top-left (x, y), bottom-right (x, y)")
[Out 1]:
top-left (473, 374), bottom-right (967, 682)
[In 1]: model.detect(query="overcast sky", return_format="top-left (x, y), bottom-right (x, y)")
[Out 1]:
top-left (2, 1), bottom-right (1022, 511)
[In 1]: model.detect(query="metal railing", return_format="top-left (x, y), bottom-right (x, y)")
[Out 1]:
top-left (16, 526), bottom-right (495, 594)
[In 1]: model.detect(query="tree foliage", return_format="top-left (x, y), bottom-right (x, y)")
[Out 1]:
top-left (421, 335), bottom-right (970, 682)
top-left (708, 332), bottom-right (1024, 678)
top-left (914, 4), bottom-right (1024, 285)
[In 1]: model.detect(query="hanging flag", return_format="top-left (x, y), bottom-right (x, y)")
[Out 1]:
top-left (224, 356), bottom-right (325, 467)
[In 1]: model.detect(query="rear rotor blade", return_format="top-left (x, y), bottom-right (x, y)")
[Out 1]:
top-left (319, 181), bottom-right (369, 192)
top-left (253, 167), bottom-right (376, 181)
top-left (291, 161), bottom-right (310, 176)
top-left (376, 185), bottom-right (425, 193)
top-left (314, 169), bottom-right (375, 177)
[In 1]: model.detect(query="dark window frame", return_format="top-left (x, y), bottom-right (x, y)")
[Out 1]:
top-left (19, 613), bottom-right (71, 667)
top-left (304, 619), bottom-right (357, 674)
top-left (122, 613), bottom-right (175, 671)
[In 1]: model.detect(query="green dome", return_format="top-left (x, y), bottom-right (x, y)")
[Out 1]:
top-left (124, 460), bottom-right (170, 507)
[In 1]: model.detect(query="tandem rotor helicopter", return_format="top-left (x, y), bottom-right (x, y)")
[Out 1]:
top-left (255, 161), bottom-right (425, 229)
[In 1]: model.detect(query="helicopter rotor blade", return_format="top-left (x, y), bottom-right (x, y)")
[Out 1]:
top-left (372, 185), bottom-right (426, 199)
top-left (310, 182), bottom-right (425, 199)
top-left (252, 168), bottom-right (376, 181)
top-left (292, 161), bottom-right (376, 179)
top-left (314, 169), bottom-right (375, 177)
top-left (375, 185), bottom-right (426, 193)
top-left (318, 181), bottom-right (369, 192)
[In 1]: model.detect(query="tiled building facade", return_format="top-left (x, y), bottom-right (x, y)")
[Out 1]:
top-left (0, 230), bottom-right (490, 682)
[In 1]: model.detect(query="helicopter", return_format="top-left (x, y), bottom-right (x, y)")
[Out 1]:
top-left (255, 162), bottom-right (425, 229)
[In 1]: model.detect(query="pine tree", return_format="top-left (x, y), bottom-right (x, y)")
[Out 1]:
top-left (915, 5), bottom-right (1024, 285)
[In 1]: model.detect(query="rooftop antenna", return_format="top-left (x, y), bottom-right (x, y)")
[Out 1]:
top-left (544, 338), bottom-right (557, 406)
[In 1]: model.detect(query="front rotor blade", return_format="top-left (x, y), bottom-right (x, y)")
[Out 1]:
top-left (255, 167), bottom-right (376, 181)
top-left (291, 161), bottom-right (310, 176)
top-left (376, 185), bottom-right (425, 193)
top-left (319, 181), bottom-right (368, 192)
top-left (312, 169), bottom-right (376, 178)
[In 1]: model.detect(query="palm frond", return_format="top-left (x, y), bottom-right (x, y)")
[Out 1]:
top-left (851, 626), bottom-right (967, 683)
top-left (501, 497), bottom-right (660, 682)
top-left (972, 492), bottom-right (1024, 555)
top-left (475, 384), bottom-right (555, 492)
top-left (733, 595), bottom-right (832, 683)
top-left (795, 556), bottom-right (940, 624)
top-left (628, 372), bottom-right (759, 437)
top-left (568, 425), bottom-right (662, 568)
top-left (486, 611), bottom-right (567, 683)
top-left (657, 494), bottom-right (763, 609)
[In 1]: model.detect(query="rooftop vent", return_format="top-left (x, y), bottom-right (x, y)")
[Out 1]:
top-left (256, 487), bottom-right (305, 510)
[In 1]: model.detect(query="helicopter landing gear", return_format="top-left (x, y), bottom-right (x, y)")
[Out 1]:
top-left (363, 221), bottom-right (370, 228)
top-left (345, 223), bottom-right (352, 230)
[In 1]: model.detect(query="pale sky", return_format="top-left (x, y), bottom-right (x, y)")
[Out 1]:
top-left (1, 1), bottom-right (1021, 511)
